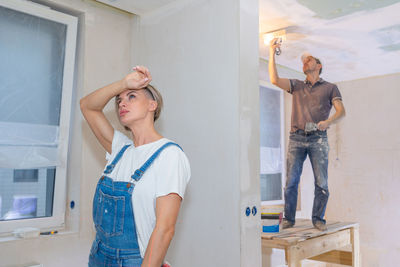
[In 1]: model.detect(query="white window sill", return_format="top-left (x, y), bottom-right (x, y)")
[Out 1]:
top-left (0, 229), bottom-right (78, 243)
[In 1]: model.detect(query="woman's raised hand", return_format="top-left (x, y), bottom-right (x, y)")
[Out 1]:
top-left (123, 66), bottom-right (152, 90)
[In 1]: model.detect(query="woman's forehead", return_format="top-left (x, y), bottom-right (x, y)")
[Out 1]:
top-left (118, 89), bottom-right (143, 98)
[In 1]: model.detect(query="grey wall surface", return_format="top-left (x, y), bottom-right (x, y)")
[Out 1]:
top-left (133, 0), bottom-right (260, 266)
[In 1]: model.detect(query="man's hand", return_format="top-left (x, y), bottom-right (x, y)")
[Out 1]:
top-left (123, 65), bottom-right (152, 90)
top-left (318, 100), bottom-right (346, 131)
top-left (269, 38), bottom-right (281, 53)
top-left (317, 120), bottom-right (330, 131)
top-left (268, 38), bottom-right (290, 91)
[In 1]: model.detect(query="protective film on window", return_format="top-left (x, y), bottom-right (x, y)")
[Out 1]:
top-left (0, 6), bottom-right (66, 221)
top-left (260, 86), bottom-right (283, 202)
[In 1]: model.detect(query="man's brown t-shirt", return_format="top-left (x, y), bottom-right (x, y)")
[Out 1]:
top-left (288, 78), bottom-right (342, 133)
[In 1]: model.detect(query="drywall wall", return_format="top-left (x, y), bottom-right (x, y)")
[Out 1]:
top-left (133, 0), bottom-right (261, 266)
top-left (0, 0), bottom-right (132, 266)
top-left (324, 72), bottom-right (400, 266)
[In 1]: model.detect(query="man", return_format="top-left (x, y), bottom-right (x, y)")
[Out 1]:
top-left (268, 38), bottom-right (345, 231)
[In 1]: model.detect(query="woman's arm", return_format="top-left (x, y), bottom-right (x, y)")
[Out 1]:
top-left (141, 193), bottom-right (182, 267)
top-left (80, 66), bottom-right (151, 153)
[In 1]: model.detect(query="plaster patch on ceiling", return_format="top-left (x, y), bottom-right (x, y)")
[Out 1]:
top-left (297, 0), bottom-right (400, 19)
top-left (372, 24), bottom-right (400, 46)
top-left (259, 0), bottom-right (315, 33)
top-left (380, 43), bottom-right (400, 51)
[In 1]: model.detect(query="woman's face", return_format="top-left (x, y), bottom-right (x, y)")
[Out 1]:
top-left (116, 89), bottom-right (155, 126)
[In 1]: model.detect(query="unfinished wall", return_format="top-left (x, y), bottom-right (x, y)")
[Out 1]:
top-left (0, 0), bottom-right (132, 266)
top-left (133, 0), bottom-right (261, 266)
top-left (324, 72), bottom-right (400, 267)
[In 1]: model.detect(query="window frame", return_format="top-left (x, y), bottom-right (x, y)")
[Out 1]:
top-left (259, 80), bottom-right (286, 206)
top-left (0, 0), bottom-right (77, 234)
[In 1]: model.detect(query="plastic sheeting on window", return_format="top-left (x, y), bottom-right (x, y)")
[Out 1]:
top-left (260, 146), bottom-right (282, 174)
top-left (0, 5), bottom-right (67, 171)
top-left (0, 122), bottom-right (59, 169)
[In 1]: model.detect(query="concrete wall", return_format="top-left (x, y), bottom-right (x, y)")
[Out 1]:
top-left (0, 0), bottom-right (132, 266)
top-left (133, 0), bottom-right (261, 266)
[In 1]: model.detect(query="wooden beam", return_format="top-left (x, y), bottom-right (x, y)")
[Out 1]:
top-left (286, 247), bottom-right (302, 267)
top-left (285, 229), bottom-right (351, 261)
top-left (262, 239), bottom-right (286, 249)
top-left (351, 225), bottom-right (361, 267)
top-left (309, 250), bottom-right (352, 265)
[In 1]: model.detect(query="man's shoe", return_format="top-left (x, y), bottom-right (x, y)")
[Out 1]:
top-left (313, 221), bottom-right (327, 231)
top-left (282, 219), bottom-right (294, 229)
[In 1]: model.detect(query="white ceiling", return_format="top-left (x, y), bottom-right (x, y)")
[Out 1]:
top-left (259, 0), bottom-right (400, 82)
top-left (98, 0), bottom-right (400, 82)
top-left (95, 0), bottom-right (176, 15)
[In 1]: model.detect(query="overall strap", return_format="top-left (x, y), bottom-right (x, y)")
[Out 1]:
top-left (103, 144), bottom-right (131, 174)
top-left (131, 142), bottom-right (182, 181)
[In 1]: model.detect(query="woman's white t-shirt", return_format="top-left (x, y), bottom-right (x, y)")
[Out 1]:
top-left (104, 130), bottom-right (191, 257)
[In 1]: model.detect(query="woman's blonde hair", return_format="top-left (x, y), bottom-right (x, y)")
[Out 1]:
top-left (144, 84), bottom-right (163, 122)
top-left (115, 84), bottom-right (163, 130)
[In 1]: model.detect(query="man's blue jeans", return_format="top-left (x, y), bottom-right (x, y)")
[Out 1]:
top-left (284, 130), bottom-right (330, 225)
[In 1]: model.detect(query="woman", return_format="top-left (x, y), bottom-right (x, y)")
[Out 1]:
top-left (80, 66), bottom-right (191, 267)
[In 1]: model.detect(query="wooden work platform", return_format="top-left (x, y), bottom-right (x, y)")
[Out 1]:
top-left (262, 219), bottom-right (360, 267)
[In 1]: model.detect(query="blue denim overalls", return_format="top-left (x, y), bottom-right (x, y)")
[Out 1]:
top-left (89, 142), bottom-right (181, 267)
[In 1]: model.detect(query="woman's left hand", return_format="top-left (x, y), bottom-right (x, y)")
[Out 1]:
top-left (123, 66), bottom-right (152, 90)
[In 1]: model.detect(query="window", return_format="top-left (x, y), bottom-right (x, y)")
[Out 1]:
top-left (0, 0), bottom-right (77, 233)
top-left (259, 81), bottom-right (285, 205)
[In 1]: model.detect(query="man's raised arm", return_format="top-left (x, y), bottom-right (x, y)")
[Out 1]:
top-left (268, 38), bottom-right (291, 92)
